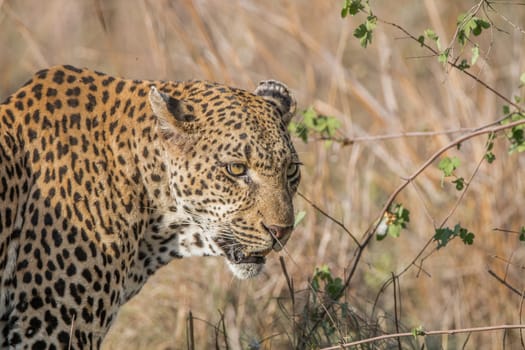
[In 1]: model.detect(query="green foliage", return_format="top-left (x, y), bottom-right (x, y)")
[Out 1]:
top-left (341, 0), bottom-right (376, 48)
top-left (424, 29), bottom-right (441, 50)
top-left (438, 156), bottom-right (460, 180)
top-left (302, 265), bottom-right (355, 346)
top-left (341, 0), bottom-right (364, 18)
top-left (520, 228), bottom-right (525, 242)
top-left (501, 109), bottom-right (525, 154)
top-left (289, 107), bottom-right (341, 145)
top-left (451, 177), bottom-right (465, 191)
top-left (438, 156), bottom-right (467, 191)
top-left (484, 132), bottom-right (496, 164)
top-left (438, 48), bottom-right (450, 66)
top-left (520, 227), bottom-right (525, 242)
top-left (376, 203), bottom-right (410, 240)
top-left (456, 14), bottom-right (490, 46)
top-left (438, 156), bottom-right (459, 176)
top-left (434, 224), bottom-right (475, 249)
top-left (424, 29), bottom-right (439, 45)
top-left (353, 15), bottom-right (376, 48)
top-left (294, 211), bottom-right (306, 228)
top-left (312, 265), bottom-right (344, 301)
top-left (422, 13), bottom-right (489, 69)
top-left (471, 45), bottom-right (480, 66)
top-left (412, 325), bottom-right (426, 337)
top-left (457, 59), bottom-right (470, 71)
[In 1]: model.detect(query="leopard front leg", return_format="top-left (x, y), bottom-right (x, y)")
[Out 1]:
top-left (2, 273), bottom-right (113, 349)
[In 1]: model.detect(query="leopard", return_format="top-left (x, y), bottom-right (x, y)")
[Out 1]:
top-left (0, 65), bottom-right (300, 349)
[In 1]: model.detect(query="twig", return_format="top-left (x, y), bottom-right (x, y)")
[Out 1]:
top-left (299, 119), bottom-right (525, 345)
top-left (68, 314), bottom-right (75, 350)
top-left (220, 310), bottom-right (229, 350)
top-left (320, 324), bottom-right (525, 350)
top-left (280, 256), bottom-right (295, 306)
top-left (361, 118), bottom-right (525, 249)
top-left (187, 311), bottom-right (195, 350)
top-left (297, 192), bottom-right (360, 248)
top-left (379, 18), bottom-right (524, 114)
top-left (487, 269), bottom-right (523, 296)
top-left (392, 273), bottom-right (402, 350)
top-left (519, 290), bottom-right (525, 349)
top-left (317, 128), bottom-right (475, 146)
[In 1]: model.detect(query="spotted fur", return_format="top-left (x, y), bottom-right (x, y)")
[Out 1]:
top-left (0, 65), bottom-right (300, 349)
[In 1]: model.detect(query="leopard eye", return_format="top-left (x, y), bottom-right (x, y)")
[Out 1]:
top-left (226, 163), bottom-right (248, 177)
top-left (287, 162), bottom-right (300, 180)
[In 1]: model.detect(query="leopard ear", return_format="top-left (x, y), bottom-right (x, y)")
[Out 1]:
top-left (255, 80), bottom-right (296, 125)
top-left (148, 86), bottom-right (196, 139)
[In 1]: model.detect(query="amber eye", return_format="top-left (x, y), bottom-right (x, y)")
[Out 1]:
top-left (226, 163), bottom-right (248, 177)
top-left (287, 163), bottom-right (300, 179)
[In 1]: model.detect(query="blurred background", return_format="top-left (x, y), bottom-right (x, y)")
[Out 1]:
top-left (2, 1), bottom-right (525, 349)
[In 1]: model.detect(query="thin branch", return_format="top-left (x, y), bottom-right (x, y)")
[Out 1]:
top-left (487, 269), bottom-right (523, 296)
top-left (299, 118), bottom-right (525, 345)
top-left (493, 227), bottom-right (523, 235)
top-left (379, 18), bottom-right (524, 114)
top-left (360, 118), bottom-right (525, 249)
top-left (320, 324), bottom-right (525, 350)
top-left (297, 192), bottom-right (360, 247)
top-left (398, 143), bottom-right (488, 276)
top-left (392, 273), bottom-right (402, 350)
top-left (317, 128), bottom-right (474, 146)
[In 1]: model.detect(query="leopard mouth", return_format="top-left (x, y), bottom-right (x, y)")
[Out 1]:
top-left (228, 249), bottom-right (266, 265)
top-left (225, 251), bottom-right (267, 279)
top-left (216, 235), bottom-right (270, 278)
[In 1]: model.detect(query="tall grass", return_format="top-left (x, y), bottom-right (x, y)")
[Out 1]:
top-left (1, 1), bottom-right (525, 348)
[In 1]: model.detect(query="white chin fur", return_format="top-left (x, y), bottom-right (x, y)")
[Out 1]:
top-left (227, 261), bottom-right (264, 279)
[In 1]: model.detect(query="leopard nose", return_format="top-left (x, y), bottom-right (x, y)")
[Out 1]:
top-left (265, 224), bottom-right (294, 251)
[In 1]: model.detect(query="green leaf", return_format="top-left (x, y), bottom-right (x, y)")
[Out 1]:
top-left (376, 204), bottom-right (410, 240)
top-left (388, 224), bottom-right (401, 238)
top-left (520, 227), bottom-right (525, 242)
top-left (288, 121), bottom-right (309, 143)
top-left (458, 59), bottom-right (470, 70)
top-left (452, 177), bottom-right (465, 191)
top-left (476, 18), bottom-right (490, 30)
top-left (326, 277), bottom-right (344, 300)
top-left (438, 156), bottom-right (460, 177)
top-left (438, 49), bottom-right (450, 66)
top-left (311, 265), bottom-right (344, 302)
top-left (484, 132), bottom-right (496, 163)
top-left (424, 29), bottom-right (438, 42)
top-left (471, 46), bottom-right (480, 65)
top-left (434, 227), bottom-right (454, 249)
top-left (353, 15), bottom-right (376, 48)
top-left (434, 224), bottom-right (474, 249)
top-left (460, 229), bottom-right (475, 245)
top-left (412, 326), bottom-right (426, 337)
top-left (424, 29), bottom-right (441, 50)
top-left (505, 113), bottom-right (525, 154)
top-left (417, 35), bottom-right (425, 46)
top-left (291, 107), bottom-right (342, 146)
top-left (346, 0), bottom-right (365, 16)
top-left (294, 211), bottom-right (306, 228)
top-left (485, 151), bottom-right (496, 163)
top-left (457, 14), bottom-right (490, 46)
top-left (520, 73), bottom-right (525, 86)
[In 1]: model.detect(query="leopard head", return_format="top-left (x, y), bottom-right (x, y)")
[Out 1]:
top-left (147, 80), bottom-right (299, 279)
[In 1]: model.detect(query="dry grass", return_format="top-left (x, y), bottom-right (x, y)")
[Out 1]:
top-left (2, 0), bottom-right (525, 349)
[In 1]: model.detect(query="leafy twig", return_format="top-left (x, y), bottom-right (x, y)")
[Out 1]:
top-left (319, 324), bottom-right (525, 350)
top-left (379, 18), bottom-right (524, 114)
